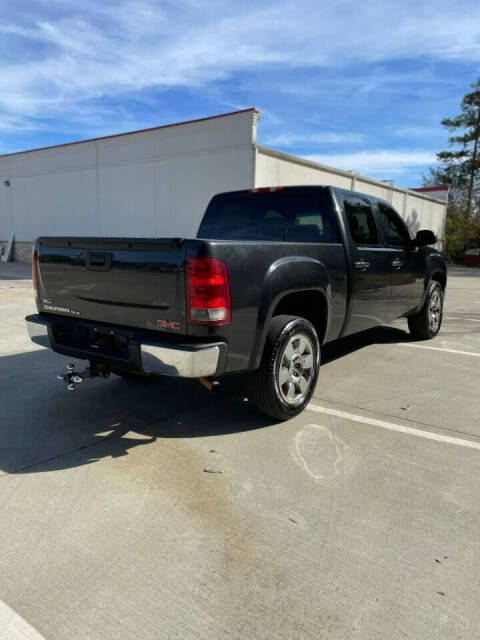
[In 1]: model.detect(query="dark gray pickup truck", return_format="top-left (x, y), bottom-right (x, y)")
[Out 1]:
top-left (26, 185), bottom-right (446, 419)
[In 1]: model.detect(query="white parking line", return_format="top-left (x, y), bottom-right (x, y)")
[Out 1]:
top-left (445, 315), bottom-right (480, 322)
top-left (0, 599), bottom-right (45, 639)
top-left (308, 404), bottom-right (480, 451)
top-left (399, 343), bottom-right (480, 357)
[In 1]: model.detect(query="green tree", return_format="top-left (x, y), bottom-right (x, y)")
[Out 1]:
top-left (423, 78), bottom-right (480, 261)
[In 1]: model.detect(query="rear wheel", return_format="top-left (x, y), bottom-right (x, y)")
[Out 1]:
top-left (246, 315), bottom-right (320, 421)
top-left (407, 281), bottom-right (444, 340)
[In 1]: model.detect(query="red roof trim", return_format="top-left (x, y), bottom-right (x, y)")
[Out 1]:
top-left (410, 186), bottom-right (449, 193)
top-left (0, 108), bottom-right (260, 159)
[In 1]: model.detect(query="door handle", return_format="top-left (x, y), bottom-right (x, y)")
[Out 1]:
top-left (391, 258), bottom-right (404, 269)
top-left (354, 259), bottom-right (370, 271)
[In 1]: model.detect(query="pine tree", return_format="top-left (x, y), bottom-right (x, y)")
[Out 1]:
top-left (423, 78), bottom-right (480, 260)
top-left (437, 77), bottom-right (480, 219)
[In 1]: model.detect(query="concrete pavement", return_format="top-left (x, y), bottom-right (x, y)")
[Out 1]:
top-left (0, 263), bottom-right (479, 639)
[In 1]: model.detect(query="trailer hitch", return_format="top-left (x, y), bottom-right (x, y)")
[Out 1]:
top-left (57, 361), bottom-right (110, 391)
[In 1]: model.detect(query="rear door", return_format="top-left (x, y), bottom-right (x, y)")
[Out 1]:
top-left (342, 195), bottom-right (392, 335)
top-left (373, 201), bottom-right (423, 320)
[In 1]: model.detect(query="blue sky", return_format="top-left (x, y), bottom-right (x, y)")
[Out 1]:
top-left (1, 0), bottom-right (479, 187)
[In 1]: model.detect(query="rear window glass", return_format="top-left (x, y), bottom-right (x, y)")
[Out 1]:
top-left (197, 189), bottom-right (340, 243)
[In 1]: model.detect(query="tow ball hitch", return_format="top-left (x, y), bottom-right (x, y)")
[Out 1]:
top-left (57, 361), bottom-right (110, 391)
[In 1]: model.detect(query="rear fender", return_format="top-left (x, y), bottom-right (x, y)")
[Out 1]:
top-left (249, 256), bottom-right (331, 370)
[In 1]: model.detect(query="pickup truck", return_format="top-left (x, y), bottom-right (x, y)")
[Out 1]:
top-left (26, 185), bottom-right (447, 420)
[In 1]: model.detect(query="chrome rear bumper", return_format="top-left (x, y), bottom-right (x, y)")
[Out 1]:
top-left (140, 343), bottom-right (220, 377)
top-left (26, 316), bottom-right (223, 378)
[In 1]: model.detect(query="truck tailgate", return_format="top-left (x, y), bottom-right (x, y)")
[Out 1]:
top-left (36, 237), bottom-right (187, 334)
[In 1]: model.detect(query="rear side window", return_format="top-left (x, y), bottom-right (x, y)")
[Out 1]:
top-left (197, 189), bottom-right (340, 243)
top-left (344, 197), bottom-right (381, 247)
top-left (376, 202), bottom-right (411, 247)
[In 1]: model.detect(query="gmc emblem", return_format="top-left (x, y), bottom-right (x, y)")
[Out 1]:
top-left (157, 319), bottom-right (180, 331)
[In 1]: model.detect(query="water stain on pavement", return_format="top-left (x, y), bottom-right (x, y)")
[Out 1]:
top-left (293, 423), bottom-right (345, 481)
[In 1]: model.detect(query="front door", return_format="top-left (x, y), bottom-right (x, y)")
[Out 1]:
top-left (342, 196), bottom-right (392, 335)
top-left (374, 201), bottom-right (424, 320)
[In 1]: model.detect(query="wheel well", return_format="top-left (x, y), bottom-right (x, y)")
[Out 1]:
top-left (431, 272), bottom-right (446, 290)
top-left (272, 290), bottom-right (328, 343)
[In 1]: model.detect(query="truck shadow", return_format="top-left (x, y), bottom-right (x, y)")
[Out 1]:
top-left (0, 325), bottom-right (414, 475)
top-left (0, 348), bottom-right (275, 476)
top-left (322, 325), bottom-right (412, 364)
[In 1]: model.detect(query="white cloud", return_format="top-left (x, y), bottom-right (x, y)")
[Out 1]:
top-left (0, 0), bottom-right (479, 131)
top-left (393, 125), bottom-right (442, 138)
top-left (306, 149), bottom-right (437, 177)
top-left (265, 131), bottom-right (364, 146)
top-left (0, 114), bottom-right (39, 133)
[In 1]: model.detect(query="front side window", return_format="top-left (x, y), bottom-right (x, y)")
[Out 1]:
top-left (376, 202), bottom-right (410, 247)
top-left (344, 197), bottom-right (381, 247)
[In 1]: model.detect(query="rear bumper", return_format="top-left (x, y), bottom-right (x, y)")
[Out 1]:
top-left (26, 314), bottom-right (225, 378)
top-left (140, 343), bottom-right (221, 377)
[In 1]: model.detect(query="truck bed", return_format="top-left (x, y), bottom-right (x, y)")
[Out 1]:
top-left (34, 234), bottom-right (349, 373)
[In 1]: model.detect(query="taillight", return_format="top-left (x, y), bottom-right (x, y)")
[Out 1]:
top-left (186, 257), bottom-right (231, 325)
top-left (32, 249), bottom-right (40, 302)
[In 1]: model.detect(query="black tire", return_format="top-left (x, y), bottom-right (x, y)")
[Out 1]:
top-left (246, 315), bottom-right (321, 421)
top-left (407, 281), bottom-right (444, 340)
top-left (112, 369), bottom-right (151, 380)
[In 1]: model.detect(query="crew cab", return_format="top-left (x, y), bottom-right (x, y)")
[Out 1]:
top-left (26, 186), bottom-right (447, 420)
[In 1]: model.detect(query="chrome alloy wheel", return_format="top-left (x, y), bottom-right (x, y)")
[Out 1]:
top-left (277, 333), bottom-right (315, 406)
top-left (428, 288), bottom-right (442, 333)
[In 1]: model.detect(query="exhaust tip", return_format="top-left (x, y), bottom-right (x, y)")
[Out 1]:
top-left (198, 377), bottom-right (220, 392)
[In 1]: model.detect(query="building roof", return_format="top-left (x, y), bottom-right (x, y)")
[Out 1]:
top-left (0, 108), bottom-right (259, 159)
top-left (410, 186), bottom-right (450, 202)
top-left (410, 186), bottom-right (449, 193)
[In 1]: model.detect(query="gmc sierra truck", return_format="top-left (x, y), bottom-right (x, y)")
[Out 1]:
top-left (26, 186), bottom-right (446, 420)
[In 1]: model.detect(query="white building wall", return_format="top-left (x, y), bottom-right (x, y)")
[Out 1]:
top-left (0, 109), bottom-right (257, 254)
top-left (391, 190), bottom-right (406, 215)
top-left (256, 149), bottom-right (352, 190)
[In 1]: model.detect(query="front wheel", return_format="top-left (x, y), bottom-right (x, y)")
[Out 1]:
top-left (246, 315), bottom-right (321, 421)
top-left (407, 281), bottom-right (444, 340)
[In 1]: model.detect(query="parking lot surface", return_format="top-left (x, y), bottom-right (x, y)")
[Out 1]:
top-left (1, 263), bottom-right (479, 639)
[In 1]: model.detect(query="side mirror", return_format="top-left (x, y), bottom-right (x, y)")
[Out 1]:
top-left (415, 230), bottom-right (437, 246)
